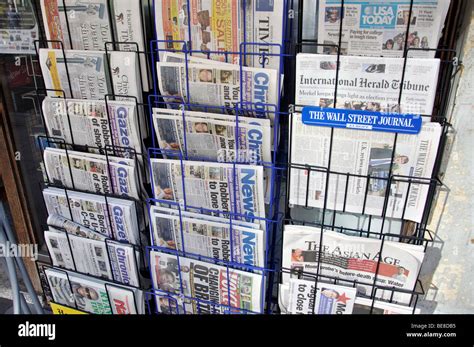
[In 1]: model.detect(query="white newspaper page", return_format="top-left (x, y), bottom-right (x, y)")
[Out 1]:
top-left (44, 229), bottom-right (75, 269)
top-left (68, 234), bottom-right (113, 279)
top-left (107, 241), bottom-right (140, 287)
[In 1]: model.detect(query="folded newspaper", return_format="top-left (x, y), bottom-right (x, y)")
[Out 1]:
top-left (282, 224), bottom-right (425, 304)
top-left (45, 267), bottom-right (144, 314)
top-left (295, 53), bottom-right (440, 115)
top-left (318, 0), bottom-right (450, 58)
top-left (154, 0), bottom-right (285, 69)
top-left (43, 147), bottom-right (140, 199)
top-left (289, 114), bottom-right (442, 222)
top-left (150, 250), bottom-right (264, 313)
top-left (43, 187), bottom-right (140, 244)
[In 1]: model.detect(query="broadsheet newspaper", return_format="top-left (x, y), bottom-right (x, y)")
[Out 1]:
top-left (318, 0), bottom-right (450, 58)
top-left (43, 187), bottom-right (140, 244)
top-left (150, 250), bottom-right (264, 314)
top-left (44, 148), bottom-right (140, 199)
top-left (289, 114), bottom-right (441, 222)
top-left (39, 48), bottom-right (110, 99)
top-left (152, 108), bottom-right (272, 163)
top-left (282, 225), bottom-right (425, 304)
top-left (154, 0), bottom-right (284, 69)
top-left (150, 205), bottom-right (264, 267)
top-left (42, 97), bottom-right (142, 155)
top-left (150, 159), bottom-right (266, 229)
top-left (45, 267), bottom-right (144, 314)
top-left (295, 53), bottom-right (440, 115)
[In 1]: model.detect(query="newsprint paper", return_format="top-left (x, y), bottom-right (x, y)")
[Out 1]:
top-left (289, 114), bottom-right (442, 223)
top-left (150, 250), bottom-right (264, 314)
top-left (282, 225), bottom-right (425, 304)
top-left (45, 267), bottom-right (144, 314)
top-left (154, 0), bottom-right (284, 69)
top-left (295, 53), bottom-right (440, 115)
top-left (318, 0), bottom-right (450, 58)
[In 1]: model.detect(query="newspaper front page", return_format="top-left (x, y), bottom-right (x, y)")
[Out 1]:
top-left (318, 0), bottom-right (450, 58)
top-left (107, 241), bottom-right (140, 287)
top-left (282, 225), bottom-right (425, 304)
top-left (289, 114), bottom-right (442, 222)
top-left (295, 53), bottom-right (440, 115)
top-left (150, 250), bottom-right (264, 313)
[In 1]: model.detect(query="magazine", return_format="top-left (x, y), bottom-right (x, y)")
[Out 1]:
top-left (150, 250), bottom-right (264, 313)
top-left (318, 0), bottom-right (450, 58)
top-left (289, 114), bottom-right (442, 222)
top-left (281, 224), bottom-right (425, 304)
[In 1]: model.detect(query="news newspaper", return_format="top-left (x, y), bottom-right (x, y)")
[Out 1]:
top-left (318, 0), bottom-right (450, 58)
top-left (45, 267), bottom-right (143, 314)
top-left (47, 214), bottom-right (107, 240)
top-left (150, 159), bottom-right (266, 230)
top-left (152, 109), bottom-right (272, 164)
top-left (282, 225), bottom-right (425, 304)
top-left (43, 187), bottom-right (140, 244)
top-left (295, 53), bottom-right (440, 115)
top-left (44, 148), bottom-right (140, 199)
top-left (150, 250), bottom-right (264, 314)
top-left (289, 114), bottom-right (441, 222)
top-left (150, 205), bottom-right (264, 267)
top-left (154, 0), bottom-right (284, 69)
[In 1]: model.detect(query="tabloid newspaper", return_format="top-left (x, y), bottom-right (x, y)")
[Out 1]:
top-left (150, 158), bottom-right (266, 229)
top-left (286, 279), bottom-right (357, 314)
top-left (40, 0), bottom-right (112, 51)
top-left (42, 97), bottom-right (142, 156)
top-left (43, 187), bottom-right (140, 244)
top-left (149, 205), bottom-right (264, 267)
top-left (152, 108), bottom-right (272, 164)
top-left (318, 0), bottom-right (450, 58)
top-left (39, 48), bottom-right (110, 99)
top-left (282, 224), bottom-right (425, 304)
top-left (43, 147), bottom-right (140, 199)
top-left (150, 250), bottom-right (264, 314)
top-left (289, 114), bottom-right (442, 222)
top-left (154, 0), bottom-right (284, 69)
top-left (295, 53), bottom-right (440, 115)
top-left (45, 267), bottom-right (144, 314)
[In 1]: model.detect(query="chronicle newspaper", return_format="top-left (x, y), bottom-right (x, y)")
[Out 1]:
top-left (282, 224), bottom-right (425, 304)
top-left (295, 53), bottom-right (440, 115)
top-left (150, 250), bottom-right (264, 314)
top-left (318, 0), bottom-right (450, 58)
top-left (289, 113), bottom-right (442, 223)
top-left (154, 0), bottom-right (284, 69)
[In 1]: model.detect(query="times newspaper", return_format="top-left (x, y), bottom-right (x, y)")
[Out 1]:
top-left (295, 53), bottom-right (440, 115)
top-left (43, 187), bottom-right (140, 244)
top-left (289, 114), bottom-right (442, 222)
top-left (45, 267), bottom-right (144, 314)
top-left (154, 0), bottom-right (284, 69)
top-left (150, 250), bottom-right (264, 314)
top-left (318, 0), bottom-right (450, 58)
top-left (44, 148), bottom-right (140, 199)
top-left (150, 159), bottom-right (266, 229)
top-left (150, 206), bottom-right (264, 267)
top-left (152, 109), bottom-right (272, 164)
top-left (282, 225), bottom-right (425, 304)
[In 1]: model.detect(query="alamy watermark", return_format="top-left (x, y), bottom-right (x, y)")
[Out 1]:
top-left (0, 241), bottom-right (38, 261)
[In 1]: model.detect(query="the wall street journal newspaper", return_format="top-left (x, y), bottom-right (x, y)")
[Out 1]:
top-left (295, 53), bottom-right (440, 115)
top-left (154, 0), bottom-right (284, 69)
top-left (43, 187), bottom-right (140, 244)
top-left (150, 159), bottom-right (266, 228)
top-left (39, 49), bottom-right (111, 99)
top-left (152, 110), bottom-right (272, 164)
top-left (318, 0), bottom-right (450, 58)
top-left (150, 206), bottom-right (264, 267)
top-left (150, 250), bottom-right (264, 313)
top-left (40, 0), bottom-right (112, 50)
top-left (289, 114), bottom-right (442, 222)
top-left (42, 97), bottom-right (142, 156)
top-left (286, 279), bottom-right (357, 314)
top-left (44, 148), bottom-right (140, 199)
top-left (282, 225), bottom-right (425, 304)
